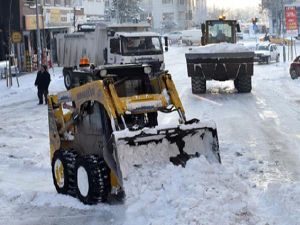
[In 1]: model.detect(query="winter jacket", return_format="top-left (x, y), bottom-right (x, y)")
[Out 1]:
top-left (35, 70), bottom-right (51, 90)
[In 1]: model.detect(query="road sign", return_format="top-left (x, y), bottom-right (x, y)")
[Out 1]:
top-left (11, 32), bottom-right (22, 43)
top-left (285, 6), bottom-right (298, 36)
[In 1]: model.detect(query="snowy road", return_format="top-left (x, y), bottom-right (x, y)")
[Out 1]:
top-left (1, 44), bottom-right (300, 225)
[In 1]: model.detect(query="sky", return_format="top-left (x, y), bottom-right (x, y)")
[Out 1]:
top-left (207, 0), bottom-right (260, 9)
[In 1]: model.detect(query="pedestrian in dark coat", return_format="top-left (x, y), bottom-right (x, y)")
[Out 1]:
top-left (34, 64), bottom-right (51, 105)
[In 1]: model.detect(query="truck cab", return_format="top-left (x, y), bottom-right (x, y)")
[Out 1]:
top-left (107, 32), bottom-right (165, 72)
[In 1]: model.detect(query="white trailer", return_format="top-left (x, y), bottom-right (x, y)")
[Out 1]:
top-left (56, 23), bottom-right (168, 89)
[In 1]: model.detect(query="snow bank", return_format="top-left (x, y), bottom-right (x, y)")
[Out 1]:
top-left (188, 43), bottom-right (252, 53)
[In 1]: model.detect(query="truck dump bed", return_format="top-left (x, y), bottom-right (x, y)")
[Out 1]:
top-left (185, 43), bottom-right (254, 81)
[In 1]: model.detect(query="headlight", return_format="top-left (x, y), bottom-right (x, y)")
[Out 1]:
top-left (144, 66), bottom-right (152, 74)
top-left (100, 69), bottom-right (107, 76)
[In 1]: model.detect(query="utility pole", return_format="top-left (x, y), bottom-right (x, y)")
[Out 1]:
top-left (7, 0), bottom-right (13, 87)
top-left (35, 0), bottom-right (42, 69)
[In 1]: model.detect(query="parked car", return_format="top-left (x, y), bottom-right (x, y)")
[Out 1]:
top-left (165, 29), bottom-right (202, 45)
top-left (290, 56), bottom-right (300, 79)
top-left (181, 29), bottom-right (202, 45)
top-left (164, 31), bottom-right (183, 44)
top-left (0, 60), bottom-right (19, 79)
top-left (254, 43), bottom-right (280, 64)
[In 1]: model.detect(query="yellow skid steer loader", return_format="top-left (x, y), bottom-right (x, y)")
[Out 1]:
top-left (48, 64), bottom-right (220, 204)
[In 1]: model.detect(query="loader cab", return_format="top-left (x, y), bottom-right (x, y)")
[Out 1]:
top-left (201, 19), bottom-right (239, 45)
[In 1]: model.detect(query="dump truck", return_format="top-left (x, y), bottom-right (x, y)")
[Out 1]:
top-left (48, 64), bottom-right (221, 204)
top-left (185, 18), bottom-right (254, 93)
top-left (56, 23), bottom-right (168, 90)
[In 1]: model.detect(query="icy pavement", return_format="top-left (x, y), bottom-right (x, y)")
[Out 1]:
top-left (0, 44), bottom-right (300, 225)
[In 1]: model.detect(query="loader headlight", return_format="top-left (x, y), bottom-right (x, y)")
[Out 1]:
top-left (100, 69), bottom-right (107, 77)
top-left (144, 66), bottom-right (152, 75)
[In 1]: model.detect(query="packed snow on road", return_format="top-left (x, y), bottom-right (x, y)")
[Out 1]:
top-left (0, 44), bottom-right (300, 225)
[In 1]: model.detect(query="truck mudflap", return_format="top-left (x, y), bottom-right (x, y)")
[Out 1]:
top-left (109, 120), bottom-right (220, 187)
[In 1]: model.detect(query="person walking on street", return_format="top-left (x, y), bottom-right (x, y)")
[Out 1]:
top-left (34, 64), bottom-right (51, 105)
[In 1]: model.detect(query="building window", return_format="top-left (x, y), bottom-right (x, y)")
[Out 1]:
top-left (44, 0), bottom-right (51, 5)
top-left (55, 0), bottom-right (61, 5)
top-left (162, 0), bottom-right (173, 4)
top-left (180, 0), bottom-right (184, 4)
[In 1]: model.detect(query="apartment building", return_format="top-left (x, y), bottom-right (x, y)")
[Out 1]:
top-left (140, 0), bottom-right (207, 33)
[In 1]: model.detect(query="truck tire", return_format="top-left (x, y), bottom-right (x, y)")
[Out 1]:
top-left (75, 155), bottom-right (110, 204)
top-left (234, 75), bottom-right (252, 93)
top-left (52, 150), bottom-right (78, 196)
top-left (191, 76), bottom-right (206, 94)
top-left (266, 56), bottom-right (270, 64)
top-left (64, 72), bottom-right (73, 90)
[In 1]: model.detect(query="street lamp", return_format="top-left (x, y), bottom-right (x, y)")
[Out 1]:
top-left (35, 0), bottom-right (42, 69)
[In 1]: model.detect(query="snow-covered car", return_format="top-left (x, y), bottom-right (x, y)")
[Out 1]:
top-left (181, 29), bottom-right (202, 45)
top-left (164, 31), bottom-right (183, 44)
top-left (0, 60), bottom-right (19, 79)
top-left (165, 29), bottom-right (202, 45)
top-left (289, 56), bottom-right (300, 79)
top-left (254, 43), bottom-right (280, 64)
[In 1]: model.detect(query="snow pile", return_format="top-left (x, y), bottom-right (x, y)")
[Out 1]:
top-left (188, 43), bottom-right (252, 53)
top-left (123, 156), bottom-right (262, 225)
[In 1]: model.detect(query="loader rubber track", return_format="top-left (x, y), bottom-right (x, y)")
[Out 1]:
top-left (52, 150), bottom-right (78, 197)
top-left (191, 76), bottom-right (206, 94)
top-left (75, 155), bottom-right (111, 205)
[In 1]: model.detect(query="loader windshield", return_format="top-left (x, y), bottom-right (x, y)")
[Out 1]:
top-left (121, 36), bottom-right (163, 56)
top-left (207, 21), bottom-right (234, 43)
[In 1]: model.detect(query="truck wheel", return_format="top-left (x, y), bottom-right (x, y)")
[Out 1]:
top-left (290, 69), bottom-right (298, 80)
top-left (191, 76), bottom-right (206, 94)
top-left (75, 155), bottom-right (110, 205)
top-left (64, 72), bottom-right (73, 90)
top-left (234, 75), bottom-right (252, 93)
top-left (52, 150), bottom-right (77, 196)
top-left (266, 56), bottom-right (270, 64)
top-left (276, 55), bottom-right (280, 62)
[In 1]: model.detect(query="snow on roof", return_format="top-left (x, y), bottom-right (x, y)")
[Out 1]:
top-left (188, 43), bottom-right (252, 53)
top-left (116, 32), bottom-right (160, 37)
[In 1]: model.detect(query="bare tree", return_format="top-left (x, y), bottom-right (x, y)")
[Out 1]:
top-left (109, 0), bottom-right (143, 23)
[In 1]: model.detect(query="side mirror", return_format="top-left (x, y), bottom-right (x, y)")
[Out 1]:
top-left (164, 36), bottom-right (168, 52)
top-left (201, 36), bottom-right (205, 46)
top-left (236, 23), bottom-right (241, 33)
top-left (103, 48), bottom-right (107, 64)
top-left (201, 23), bottom-right (205, 34)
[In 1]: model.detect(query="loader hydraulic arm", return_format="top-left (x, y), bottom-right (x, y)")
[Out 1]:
top-left (162, 73), bottom-right (186, 122)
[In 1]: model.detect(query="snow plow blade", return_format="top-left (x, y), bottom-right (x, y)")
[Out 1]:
top-left (112, 120), bottom-right (220, 184)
